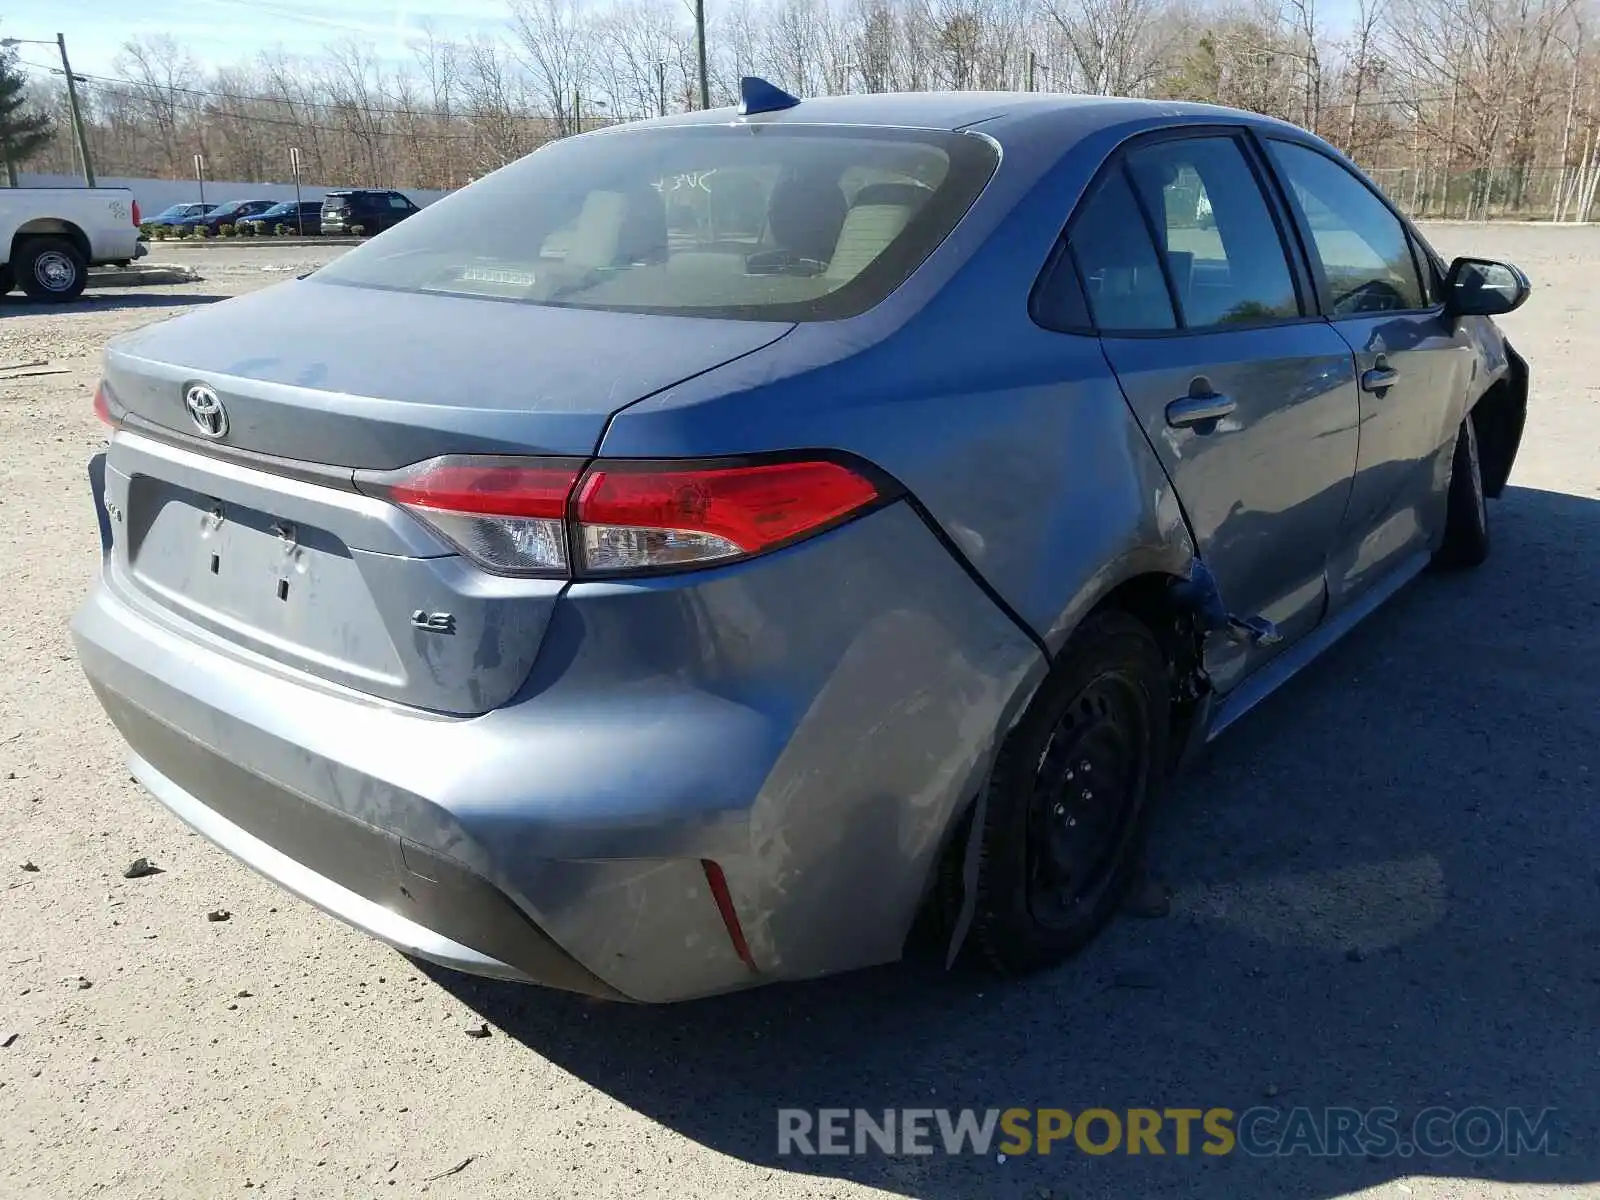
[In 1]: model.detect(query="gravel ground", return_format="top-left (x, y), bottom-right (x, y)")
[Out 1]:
top-left (1, 226), bottom-right (1596, 1200)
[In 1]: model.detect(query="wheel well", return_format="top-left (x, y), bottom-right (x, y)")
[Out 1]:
top-left (1469, 351), bottom-right (1527, 499)
top-left (13, 219), bottom-right (91, 266)
top-left (1090, 572), bottom-right (1208, 765)
top-left (915, 569), bottom-right (1210, 962)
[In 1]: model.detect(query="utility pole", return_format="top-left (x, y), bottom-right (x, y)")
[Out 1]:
top-left (56, 34), bottom-right (94, 186)
top-left (657, 59), bottom-right (667, 118)
top-left (194, 153), bottom-right (206, 207)
top-left (694, 0), bottom-right (710, 109)
top-left (571, 93), bottom-right (606, 135)
top-left (0, 33), bottom-right (96, 185)
top-left (1027, 50), bottom-right (1035, 92)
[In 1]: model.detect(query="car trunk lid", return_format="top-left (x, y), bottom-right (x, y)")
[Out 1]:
top-left (105, 278), bottom-right (792, 466)
top-left (99, 280), bottom-right (793, 714)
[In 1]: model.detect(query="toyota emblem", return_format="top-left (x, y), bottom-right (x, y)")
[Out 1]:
top-left (183, 383), bottom-right (228, 439)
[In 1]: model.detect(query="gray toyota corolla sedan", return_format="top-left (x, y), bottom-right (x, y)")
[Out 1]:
top-left (74, 81), bottom-right (1530, 1002)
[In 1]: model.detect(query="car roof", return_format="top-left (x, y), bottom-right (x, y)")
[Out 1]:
top-left (599, 90), bottom-right (1311, 156)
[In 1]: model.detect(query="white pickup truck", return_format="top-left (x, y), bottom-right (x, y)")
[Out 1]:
top-left (0, 186), bottom-right (147, 303)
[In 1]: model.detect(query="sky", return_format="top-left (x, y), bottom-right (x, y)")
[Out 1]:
top-left (2, 0), bottom-right (514, 76)
top-left (6, 0), bottom-right (1367, 81)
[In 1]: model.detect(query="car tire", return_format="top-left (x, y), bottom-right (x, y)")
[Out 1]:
top-left (960, 609), bottom-right (1170, 974)
top-left (17, 237), bottom-right (88, 302)
top-left (0, 265), bottom-right (12, 295)
top-left (1434, 412), bottom-right (1490, 569)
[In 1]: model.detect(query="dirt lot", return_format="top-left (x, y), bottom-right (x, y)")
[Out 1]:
top-left (1, 227), bottom-right (1597, 1200)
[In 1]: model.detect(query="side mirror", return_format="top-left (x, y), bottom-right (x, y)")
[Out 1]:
top-left (1444, 257), bottom-right (1531, 317)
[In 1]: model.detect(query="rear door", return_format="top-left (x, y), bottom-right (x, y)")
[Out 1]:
top-left (1068, 130), bottom-right (1362, 694)
top-left (1260, 139), bottom-right (1475, 609)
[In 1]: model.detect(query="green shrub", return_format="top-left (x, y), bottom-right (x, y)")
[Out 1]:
top-left (275, 223), bottom-right (293, 236)
top-left (218, 223), bottom-right (235, 237)
top-left (349, 224), bottom-right (366, 237)
top-left (238, 222), bottom-right (256, 237)
top-left (149, 226), bottom-right (167, 240)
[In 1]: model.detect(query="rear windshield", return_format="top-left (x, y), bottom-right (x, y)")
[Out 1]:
top-left (312, 125), bottom-right (997, 321)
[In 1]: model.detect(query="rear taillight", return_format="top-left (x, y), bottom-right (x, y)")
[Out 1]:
top-left (381, 457), bottom-right (581, 574)
top-left (575, 460), bottom-right (881, 574)
top-left (93, 381), bottom-right (117, 427)
top-left (359, 455), bottom-right (888, 578)
top-left (131, 199), bottom-right (141, 227)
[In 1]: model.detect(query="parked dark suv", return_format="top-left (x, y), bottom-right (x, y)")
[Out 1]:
top-left (321, 190), bottom-right (420, 236)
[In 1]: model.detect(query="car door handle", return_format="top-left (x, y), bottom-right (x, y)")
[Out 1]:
top-left (1361, 366), bottom-right (1400, 393)
top-left (1166, 392), bottom-right (1236, 429)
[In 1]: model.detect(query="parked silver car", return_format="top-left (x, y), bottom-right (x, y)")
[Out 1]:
top-left (74, 84), bottom-right (1530, 1002)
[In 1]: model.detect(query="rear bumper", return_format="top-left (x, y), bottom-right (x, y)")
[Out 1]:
top-left (121, 723), bottom-right (620, 996)
top-left (74, 500), bottom-right (1042, 1001)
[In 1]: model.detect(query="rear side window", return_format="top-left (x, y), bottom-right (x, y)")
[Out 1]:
top-left (1068, 170), bottom-right (1176, 332)
top-left (313, 125), bottom-right (998, 322)
top-left (1124, 137), bottom-right (1301, 328)
top-left (1265, 140), bottom-right (1426, 314)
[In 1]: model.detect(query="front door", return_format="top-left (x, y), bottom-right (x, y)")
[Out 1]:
top-left (1069, 131), bottom-right (1362, 694)
top-left (1261, 139), bottom-right (1476, 609)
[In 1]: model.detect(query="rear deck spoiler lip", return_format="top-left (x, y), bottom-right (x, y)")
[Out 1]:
top-left (113, 410), bottom-right (361, 492)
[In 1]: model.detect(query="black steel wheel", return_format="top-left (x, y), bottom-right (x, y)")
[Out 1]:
top-left (963, 609), bottom-right (1169, 974)
top-left (1434, 412), bottom-right (1490, 569)
top-left (1025, 674), bottom-right (1148, 930)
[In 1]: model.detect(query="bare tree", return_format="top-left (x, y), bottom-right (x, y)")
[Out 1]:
top-left (511, 0), bottom-right (593, 135)
top-left (413, 25), bottom-right (461, 186)
top-left (460, 33), bottom-right (540, 171)
top-left (115, 36), bottom-right (200, 176)
top-left (1045, 0), bottom-right (1176, 95)
top-left (1342, 0), bottom-right (1388, 151)
top-left (1284, 0), bottom-right (1325, 132)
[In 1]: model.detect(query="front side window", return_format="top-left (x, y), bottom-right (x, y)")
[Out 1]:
top-left (313, 125), bottom-right (997, 321)
top-left (1067, 169), bottom-right (1177, 332)
top-left (1409, 230), bottom-right (1442, 304)
top-left (1266, 140), bottom-right (1426, 315)
top-left (1124, 137), bottom-right (1301, 328)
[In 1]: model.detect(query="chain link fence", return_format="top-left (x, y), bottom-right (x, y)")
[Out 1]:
top-left (1365, 165), bottom-right (1600, 222)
